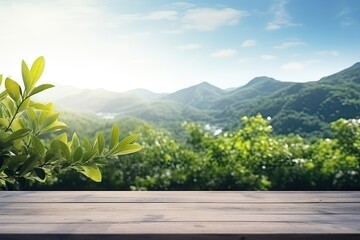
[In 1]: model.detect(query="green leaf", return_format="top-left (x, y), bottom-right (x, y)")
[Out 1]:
top-left (0, 118), bottom-right (9, 128)
top-left (118, 134), bottom-right (139, 149)
top-left (22, 60), bottom-right (32, 92)
top-left (109, 124), bottom-right (119, 150)
top-left (13, 139), bottom-right (23, 150)
top-left (30, 102), bottom-right (53, 111)
top-left (0, 90), bottom-right (8, 101)
top-left (34, 168), bottom-right (46, 180)
top-left (5, 78), bottom-right (22, 103)
top-left (107, 134), bottom-right (141, 156)
top-left (71, 133), bottom-right (80, 151)
top-left (50, 139), bottom-right (70, 159)
top-left (7, 156), bottom-right (26, 171)
top-left (42, 112), bottom-right (60, 129)
top-left (55, 132), bottom-right (68, 144)
top-left (97, 132), bottom-right (105, 154)
top-left (80, 163), bottom-right (102, 182)
top-left (115, 143), bottom-right (142, 156)
top-left (0, 130), bottom-right (7, 142)
top-left (26, 108), bottom-right (38, 132)
top-left (82, 150), bottom-right (96, 162)
top-left (11, 119), bottom-right (26, 131)
top-left (19, 155), bottom-right (38, 177)
top-left (3, 98), bottom-right (16, 116)
top-left (83, 138), bottom-right (92, 152)
top-left (40, 123), bottom-right (67, 134)
top-left (39, 110), bottom-right (50, 124)
top-left (31, 135), bottom-right (45, 156)
top-left (73, 146), bottom-right (83, 162)
top-left (0, 74), bottom-right (2, 85)
top-left (30, 56), bottom-right (45, 88)
top-left (28, 84), bottom-right (54, 97)
top-left (18, 98), bottom-right (31, 112)
top-left (5, 129), bottom-right (31, 142)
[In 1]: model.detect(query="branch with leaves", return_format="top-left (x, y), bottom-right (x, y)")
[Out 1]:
top-left (0, 57), bottom-right (141, 190)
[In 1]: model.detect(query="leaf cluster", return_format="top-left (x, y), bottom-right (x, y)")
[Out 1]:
top-left (0, 57), bottom-right (141, 190)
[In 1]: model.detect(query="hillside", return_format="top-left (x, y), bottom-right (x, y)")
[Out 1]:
top-left (163, 81), bottom-right (225, 109)
top-left (222, 62), bottom-right (360, 136)
top-left (211, 76), bottom-right (294, 110)
top-left (48, 62), bottom-right (360, 137)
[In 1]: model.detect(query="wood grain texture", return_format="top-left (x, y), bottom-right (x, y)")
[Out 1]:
top-left (2, 191), bottom-right (360, 203)
top-left (0, 191), bottom-right (359, 240)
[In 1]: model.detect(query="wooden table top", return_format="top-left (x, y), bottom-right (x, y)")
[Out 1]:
top-left (1, 191), bottom-right (360, 240)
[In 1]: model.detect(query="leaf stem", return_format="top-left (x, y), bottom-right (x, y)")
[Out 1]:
top-left (5, 96), bottom-right (29, 132)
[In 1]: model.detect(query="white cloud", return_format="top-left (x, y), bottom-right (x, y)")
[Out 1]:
top-left (340, 17), bottom-right (355, 26)
top-left (120, 11), bottom-right (178, 22)
top-left (181, 8), bottom-right (248, 32)
top-left (176, 43), bottom-right (202, 50)
top-left (275, 41), bottom-right (306, 49)
top-left (316, 50), bottom-right (339, 56)
top-left (266, 0), bottom-right (301, 30)
top-left (281, 59), bottom-right (321, 71)
top-left (260, 55), bottom-right (277, 60)
top-left (241, 39), bottom-right (256, 47)
top-left (336, 8), bottom-right (356, 27)
top-left (210, 49), bottom-right (237, 58)
top-left (281, 61), bottom-right (304, 70)
top-left (147, 11), bottom-right (178, 20)
top-left (168, 2), bottom-right (196, 9)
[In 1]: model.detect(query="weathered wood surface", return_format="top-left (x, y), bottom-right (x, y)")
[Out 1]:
top-left (0, 191), bottom-right (359, 240)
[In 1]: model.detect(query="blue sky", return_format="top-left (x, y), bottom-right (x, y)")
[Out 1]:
top-left (0, 0), bottom-right (359, 92)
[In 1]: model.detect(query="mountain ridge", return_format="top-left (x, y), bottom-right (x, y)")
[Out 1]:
top-left (37, 62), bottom-right (360, 137)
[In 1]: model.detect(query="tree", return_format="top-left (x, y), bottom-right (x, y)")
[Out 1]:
top-left (0, 57), bottom-right (141, 190)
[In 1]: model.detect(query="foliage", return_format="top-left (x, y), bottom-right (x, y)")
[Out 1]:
top-left (31, 114), bottom-right (360, 191)
top-left (0, 57), bottom-right (141, 190)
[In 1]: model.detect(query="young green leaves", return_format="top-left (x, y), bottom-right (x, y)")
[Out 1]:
top-left (22, 56), bottom-right (46, 94)
top-left (5, 78), bottom-right (22, 104)
top-left (0, 56), bottom-right (142, 190)
top-left (107, 124), bottom-right (142, 156)
top-left (75, 126), bottom-right (142, 182)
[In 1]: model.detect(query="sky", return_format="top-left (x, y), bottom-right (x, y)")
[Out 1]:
top-left (0, 0), bottom-right (359, 93)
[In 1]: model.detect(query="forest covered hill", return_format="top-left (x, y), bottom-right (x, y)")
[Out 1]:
top-left (46, 62), bottom-right (360, 137)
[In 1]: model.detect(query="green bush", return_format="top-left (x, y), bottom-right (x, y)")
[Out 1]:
top-left (30, 114), bottom-right (360, 191)
top-left (0, 57), bottom-right (141, 190)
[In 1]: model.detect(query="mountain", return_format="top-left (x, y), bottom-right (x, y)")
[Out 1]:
top-left (222, 62), bottom-right (360, 136)
top-left (51, 88), bottom-right (166, 113)
top-left (236, 76), bottom-right (293, 96)
top-left (55, 88), bottom-right (122, 112)
top-left (211, 77), bottom-right (294, 110)
top-left (123, 88), bottom-right (167, 100)
top-left (163, 82), bottom-right (225, 109)
top-left (319, 62), bottom-right (360, 85)
top-left (50, 62), bottom-right (360, 137)
top-left (100, 89), bottom-right (167, 113)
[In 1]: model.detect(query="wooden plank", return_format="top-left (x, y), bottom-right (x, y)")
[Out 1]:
top-left (1, 202), bottom-right (359, 212)
top-left (2, 191), bottom-right (360, 203)
top-left (0, 221), bottom-right (359, 234)
top-left (1, 202), bottom-right (360, 216)
top-left (1, 213), bottom-right (359, 224)
top-left (0, 234), bottom-right (359, 240)
top-left (0, 191), bottom-right (359, 239)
